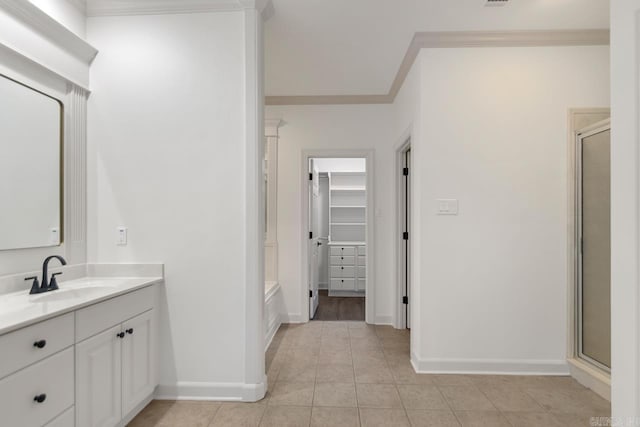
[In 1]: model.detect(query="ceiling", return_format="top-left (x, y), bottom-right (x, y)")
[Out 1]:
top-left (264, 0), bottom-right (610, 98)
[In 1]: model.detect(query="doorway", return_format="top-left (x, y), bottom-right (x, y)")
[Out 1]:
top-left (307, 157), bottom-right (368, 321)
top-left (576, 119), bottom-right (611, 372)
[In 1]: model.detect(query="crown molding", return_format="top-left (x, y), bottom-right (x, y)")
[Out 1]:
top-left (266, 29), bottom-right (610, 106)
top-left (86, 0), bottom-right (265, 17)
top-left (0, 0), bottom-right (98, 65)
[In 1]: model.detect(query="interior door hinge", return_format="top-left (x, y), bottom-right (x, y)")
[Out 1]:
top-left (309, 231), bottom-right (313, 239)
top-left (309, 290), bottom-right (313, 298)
top-left (403, 167), bottom-right (409, 176)
top-left (402, 296), bottom-right (408, 304)
top-left (403, 232), bottom-right (409, 240)
top-left (309, 172), bottom-right (313, 181)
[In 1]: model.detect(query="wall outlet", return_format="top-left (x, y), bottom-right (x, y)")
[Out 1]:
top-left (117, 227), bottom-right (128, 245)
top-left (436, 199), bottom-right (459, 215)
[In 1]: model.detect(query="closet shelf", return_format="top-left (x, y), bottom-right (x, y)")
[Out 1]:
top-left (330, 187), bottom-right (366, 192)
top-left (330, 205), bottom-right (366, 209)
top-left (331, 222), bottom-right (365, 226)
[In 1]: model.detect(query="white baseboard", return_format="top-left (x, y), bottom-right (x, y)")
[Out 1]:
top-left (374, 315), bottom-right (394, 325)
top-left (265, 313), bottom-right (282, 351)
top-left (568, 358), bottom-right (611, 401)
top-left (155, 379), bottom-right (266, 402)
top-left (410, 352), bottom-right (570, 375)
top-left (284, 313), bottom-right (305, 323)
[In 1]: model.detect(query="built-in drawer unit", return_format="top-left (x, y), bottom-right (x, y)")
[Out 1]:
top-left (45, 406), bottom-right (74, 427)
top-left (76, 286), bottom-right (154, 342)
top-left (0, 312), bottom-right (74, 379)
top-left (328, 244), bottom-right (366, 295)
top-left (330, 246), bottom-right (355, 256)
top-left (0, 347), bottom-right (74, 427)
top-left (330, 266), bottom-right (355, 278)
top-left (357, 266), bottom-right (366, 278)
top-left (331, 278), bottom-right (355, 291)
top-left (330, 255), bottom-right (355, 265)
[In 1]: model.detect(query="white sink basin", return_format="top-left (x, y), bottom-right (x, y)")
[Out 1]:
top-left (31, 286), bottom-right (115, 303)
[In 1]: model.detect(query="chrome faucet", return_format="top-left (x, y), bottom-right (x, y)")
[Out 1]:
top-left (26, 255), bottom-right (67, 295)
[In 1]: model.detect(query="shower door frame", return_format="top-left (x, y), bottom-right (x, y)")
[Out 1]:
top-left (575, 118), bottom-right (611, 374)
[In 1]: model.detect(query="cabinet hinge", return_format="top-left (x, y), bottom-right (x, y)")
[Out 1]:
top-left (403, 296), bottom-right (408, 305)
top-left (403, 232), bottom-right (409, 240)
top-left (403, 167), bottom-right (409, 176)
top-left (309, 172), bottom-right (313, 181)
top-left (309, 231), bottom-right (313, 239)
top-left (309, 290), bottom-right (313, 298)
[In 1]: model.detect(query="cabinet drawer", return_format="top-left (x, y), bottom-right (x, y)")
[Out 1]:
top-left (330, 255), bottom-right (355, 265)
top-left (76, 286), bottom-right (154, 342)
top-left (0, 347), bottom-right (74, 427)
top-left (329, 247), bottom-right (355, 256)
top-left (357, 255), bottom-right (366, 267)
top-left (330, 266), bottom-right (355, 278)
top-left (331, 278), bottom-right (355, 291)
top-left (357, 279), bottom-right (366, 292)
top-left (357, 266), bottom-right (366, 278)
top-left (357, 246), bottom-right (366, 256)
top-left (45, 406), bottom-right (74, 427)
top-left (0, 312), bottom-right (74, 379)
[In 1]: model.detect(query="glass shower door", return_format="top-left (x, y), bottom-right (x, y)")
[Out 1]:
top-left (577, 121), bottom-right (611, 370)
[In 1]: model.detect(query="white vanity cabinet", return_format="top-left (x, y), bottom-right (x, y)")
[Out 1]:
top-left (0, 282), bottom-right (159, 427)
top-left (76, 287), bottom-right (156, 427)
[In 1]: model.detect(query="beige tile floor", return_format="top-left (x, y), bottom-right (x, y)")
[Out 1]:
top-left (129, 321), bottom-right (610, 426)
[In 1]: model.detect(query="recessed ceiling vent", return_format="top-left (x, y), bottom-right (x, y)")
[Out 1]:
top-left (485, 0), bottom-right (509, 6)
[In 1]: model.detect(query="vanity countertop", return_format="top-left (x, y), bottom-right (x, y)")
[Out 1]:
top-left (0, 276), bottom-right (162, 335)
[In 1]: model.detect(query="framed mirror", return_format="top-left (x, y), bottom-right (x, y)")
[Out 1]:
top-left (0, 74), bottom-right (63, 251)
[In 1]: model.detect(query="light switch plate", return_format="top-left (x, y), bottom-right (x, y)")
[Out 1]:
top-left (436, 199), bottom-right (459, 215)
top-left (117, 227), bottom-right (128, 245)
top-left (50, 227), bottom-right (60, 245)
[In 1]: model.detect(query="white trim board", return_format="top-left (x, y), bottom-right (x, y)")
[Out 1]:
top-left (86, 0), bottom-right (269, 16)
top-left (266, 29), bottom-right (610, 106)
top-left (155, 379), bottom-right (267, 402)
top-left (0, 0), bottom-right (97, 64)
top-left (410, 353), bottom-right (570, 376)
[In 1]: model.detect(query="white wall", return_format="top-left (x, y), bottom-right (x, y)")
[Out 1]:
top-left (610, 0), bottom-right (640, 421)
top-left (29, 0), bottom-right (86, 37)
top-left (87, 9), bottom-right (265, 400)
top-left (411, 46), bottom-right (610, 374)
top-left (266, 104), bottom-right (396, 324)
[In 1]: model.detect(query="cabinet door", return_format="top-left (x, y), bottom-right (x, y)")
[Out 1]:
top-left (76, 325), bottom-right (122, 427)
top-left (122, 310), bottom-right (155, 416)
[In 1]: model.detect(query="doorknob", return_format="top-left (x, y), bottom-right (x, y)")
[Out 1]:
top-left (317, 241), bottom-right (322, 246)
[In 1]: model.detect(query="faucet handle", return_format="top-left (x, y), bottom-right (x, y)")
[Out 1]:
top-left (49, 272), bottom-right (62, 291)
top-left (25, 277), bottom-right (41, 295)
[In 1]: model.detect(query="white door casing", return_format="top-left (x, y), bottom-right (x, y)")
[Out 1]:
top-left (309, 160), bottom-right (320, 318)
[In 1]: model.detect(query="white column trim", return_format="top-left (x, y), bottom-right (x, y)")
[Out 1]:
top-left (242, 5), bottom-right (266, 401)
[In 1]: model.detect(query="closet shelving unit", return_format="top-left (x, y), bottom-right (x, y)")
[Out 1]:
top-left (329, 172), bottom-right (366, 243)
top-left (328, 172), bottom-right (366, 296)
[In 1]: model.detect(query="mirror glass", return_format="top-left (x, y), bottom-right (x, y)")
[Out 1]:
top-left (0, 75), bottom-right (63, 251)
